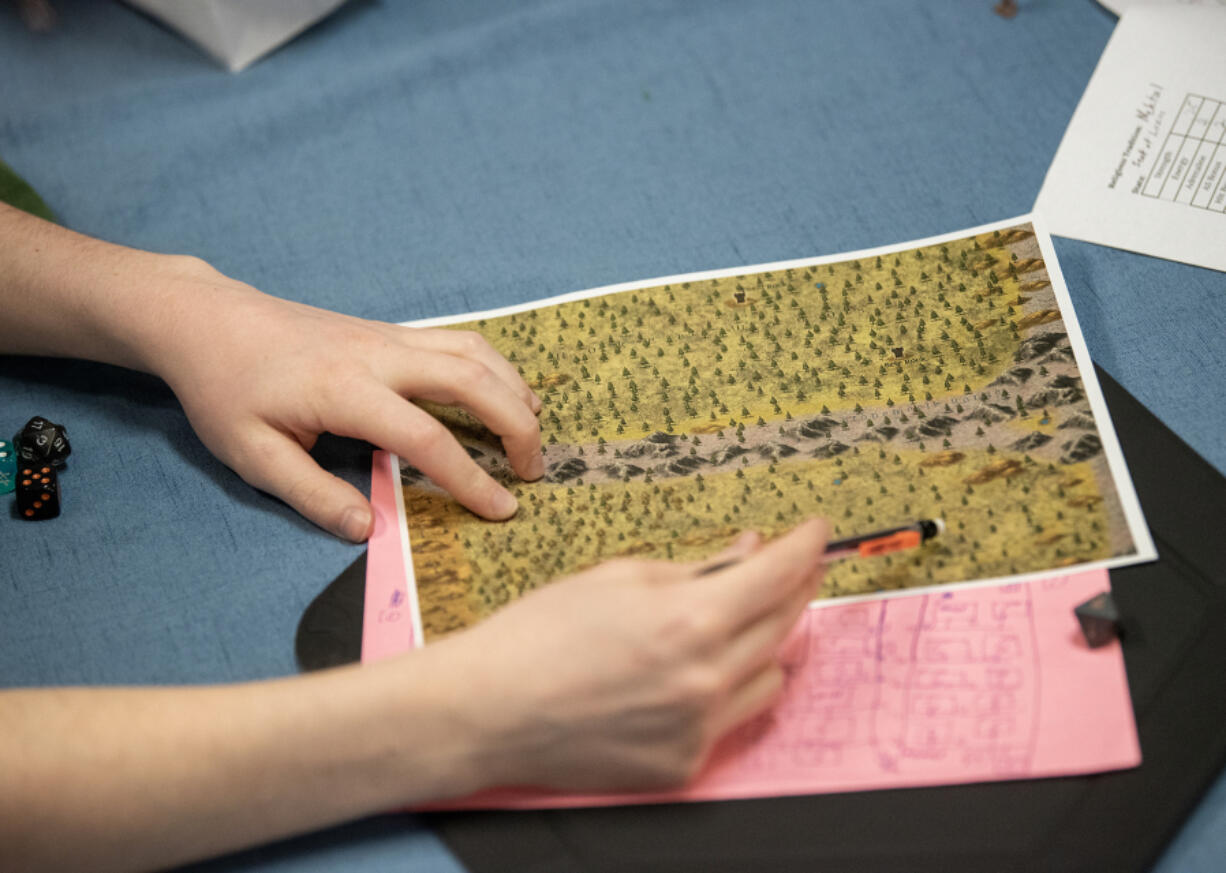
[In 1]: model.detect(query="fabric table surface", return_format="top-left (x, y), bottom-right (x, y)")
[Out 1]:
top-left (0, 1), bottom-right (1222, 871)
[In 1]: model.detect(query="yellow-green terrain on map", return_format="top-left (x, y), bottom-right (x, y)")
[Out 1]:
top-left (402, 224), bottom-right (1137, 640)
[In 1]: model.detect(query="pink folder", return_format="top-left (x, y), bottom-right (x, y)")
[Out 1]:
top-left (363, 451), bottom-right (1140, 809)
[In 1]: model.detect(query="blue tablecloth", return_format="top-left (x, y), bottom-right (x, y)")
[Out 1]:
top-left (1, 1), bottom-right (1222, 871)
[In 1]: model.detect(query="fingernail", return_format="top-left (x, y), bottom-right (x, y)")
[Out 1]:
top-left (341, 506), bottom-right (372, 542)
top-left (528, 453), bottom-right (546, 480)
top-left (493, 488), bottom-right (519, 518)
top-left (531, 392), bottom-right (543, 413)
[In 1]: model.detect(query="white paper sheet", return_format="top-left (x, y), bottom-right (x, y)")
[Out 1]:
top-left (1036, 7), bottom-right (1226, 272)
top-left (125, 0), bottom-right (349, 72)
top-left (1096, 0), bottom-right (1226, 15)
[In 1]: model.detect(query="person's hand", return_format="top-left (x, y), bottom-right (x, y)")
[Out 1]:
top-left (0, 203), bottom-right (541, 541)
top-left (433, 519), bottom-right (830, 794)
top-left (145, 258), bottom-right (543, 541)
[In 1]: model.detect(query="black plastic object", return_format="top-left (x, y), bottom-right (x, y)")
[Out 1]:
top-left (297, 369), bottom-right (1226, 873)
top-left (1075, 590), bottom-right (1121, 648)
top-left (295, 550), bottom-right (366, 672)
top-left (14, 415), bottom-right (71, 467)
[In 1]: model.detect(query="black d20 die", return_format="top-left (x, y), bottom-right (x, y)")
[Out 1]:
top-left (15, 416), bottom-right (71, 467)
top-left (17, 465), bottom-right (60, 520)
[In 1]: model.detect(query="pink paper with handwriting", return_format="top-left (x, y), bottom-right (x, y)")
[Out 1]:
top-left (363, 450), bottom-right (1140, 809)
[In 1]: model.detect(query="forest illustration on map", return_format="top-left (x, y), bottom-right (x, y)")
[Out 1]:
top-left (399, 223), bottom-right (1141, 641)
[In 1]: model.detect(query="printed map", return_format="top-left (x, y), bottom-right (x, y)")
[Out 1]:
top-left (399, 222), bottom-right (1143, 640)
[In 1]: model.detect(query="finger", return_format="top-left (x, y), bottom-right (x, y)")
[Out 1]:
top-left (230, 428), bottom-right (374, 542)
top-left (384, 349), bottom-right (544, 481)
top-left (625, 530), bottom-right (765, 588)
top-left (399, 328), bottom-right (542, 413)
top-left (694, 518), bottom-right (830, 635)
top-left (714, 574), bottom-right (817, 688)
top-left (708, 663), bottom-right (786, 741)
top-left (777, 609), bottom-right (812, 669)
top-left (599, 528), bottom-right (766, 588)
top-left (688, 530), bottom-right (761, 578)
top-left (330, 385), bottom-right (519, 519)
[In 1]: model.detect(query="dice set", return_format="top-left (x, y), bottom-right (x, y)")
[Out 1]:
top-left (14, 416), bottom-right (71, 467)
top-left (8, 416), bottom-right (71, 521)
top-left (17, 465), bottom-right (59, 520)
top-left (0, 439), bottom-right (14, 495)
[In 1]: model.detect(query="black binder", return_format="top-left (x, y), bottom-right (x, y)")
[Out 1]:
top-left (297, 369), bottom-right (1226, 873)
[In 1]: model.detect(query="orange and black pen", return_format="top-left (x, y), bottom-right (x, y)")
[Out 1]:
top-left (698, 518), bottom-right (944, 576)
top-left (822, 518), bottom-right (945, 561)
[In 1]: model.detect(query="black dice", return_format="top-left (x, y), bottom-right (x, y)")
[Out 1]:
top-left (1074, 590), bottom-right (1120, 649)
top-left (14, 416), bottom-right (71, 467)
top-left (17, 465), bottom-right (60, 520)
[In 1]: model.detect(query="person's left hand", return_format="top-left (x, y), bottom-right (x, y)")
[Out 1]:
top-left (144, 257), bottom-right (543, 541)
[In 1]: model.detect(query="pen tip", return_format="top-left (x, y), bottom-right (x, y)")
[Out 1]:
top-left (919, 518), bottom-right (945, 540)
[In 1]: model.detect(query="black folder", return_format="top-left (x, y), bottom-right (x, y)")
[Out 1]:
top-left (297, 369), bottom-right (1226, 873)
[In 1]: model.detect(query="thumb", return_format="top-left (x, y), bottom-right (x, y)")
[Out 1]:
top-left (229, 429), bottom-right (373, 542)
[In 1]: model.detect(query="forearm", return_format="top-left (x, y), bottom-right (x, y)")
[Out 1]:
top-left (0, 201), bottom-right (215, 374)
top-left (0, 655), bottom-right (486, 873)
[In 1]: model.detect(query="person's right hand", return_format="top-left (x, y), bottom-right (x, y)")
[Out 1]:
top-left (433, 518), bottom-right (830, 796)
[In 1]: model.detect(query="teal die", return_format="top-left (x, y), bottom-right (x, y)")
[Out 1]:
top-left (0, 440), bottom-right (14, 494)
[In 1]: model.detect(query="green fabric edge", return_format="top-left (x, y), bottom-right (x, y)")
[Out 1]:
top-left (0, 158), bottom-right (56, 223)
